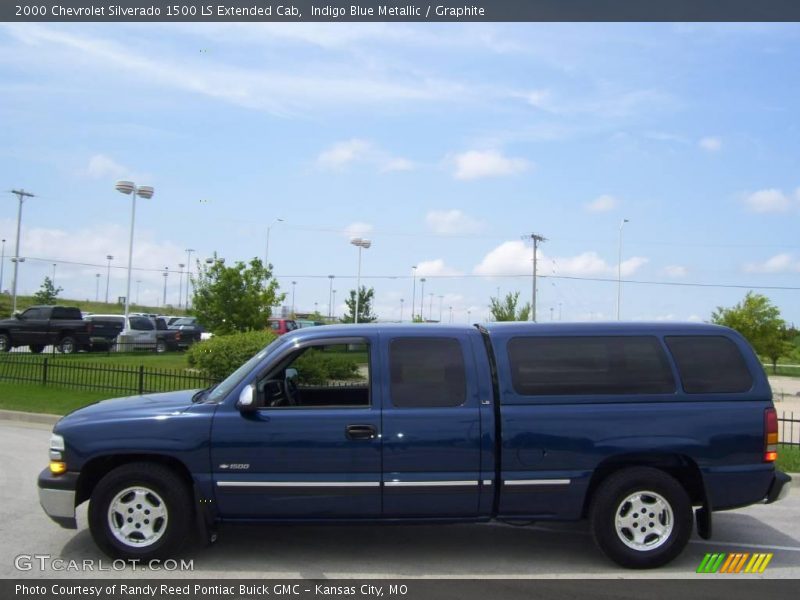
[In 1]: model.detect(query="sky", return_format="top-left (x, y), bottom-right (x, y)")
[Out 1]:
top-left (1, 22), bottom-right (800, 323)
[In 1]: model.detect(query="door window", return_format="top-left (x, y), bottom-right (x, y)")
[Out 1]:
top-left (389, 338), bottom-right (466, 408)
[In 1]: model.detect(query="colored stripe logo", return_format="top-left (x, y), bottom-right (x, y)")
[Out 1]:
top-left (696, 553), bottom-right (773, 574)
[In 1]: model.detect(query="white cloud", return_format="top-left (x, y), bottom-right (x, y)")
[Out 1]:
top-left (585, 194), bottom-right (619, 213)
top-left (342, 222), bottom-right (373, 240)
top-left (472, 240), bottom-right (648, 278)
top-left (84, 154), bottom-right (129, 179)
top-left (452, 150), bottom-right (530, 180)
top-left (743, 188), bottom-right (792, 213)
top-left (663, 265), bottom-right (688, 278)
top-left (415, 259), bottom-right (463, 277)
top-left (317, 139), bottom-right (413, 172)
top-left (699, 136), bottom-right (722, 152)
top-left (424, 209), bottom-right (485, 235)
top-left (743, 253), bottom-right (799, 274)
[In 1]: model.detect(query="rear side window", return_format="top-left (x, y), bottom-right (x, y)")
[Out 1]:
top-left (508, 336), bottom-right (675, 396)
top-left (665, 336), bottom-right (753, 393)
top-left (129, 317), bottom-right (154, 331)
top-left (389, 338), bottom-right (466, 407)
top-left (52, 307), bottom-right (81, 319)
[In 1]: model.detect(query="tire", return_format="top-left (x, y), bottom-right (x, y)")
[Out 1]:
top-left (590, 467), bottom-right (692, 569)
top-left (0, 334), bottom-right (11, 352)
top-left (155, 339), bottom-right (167, 354)
top-left (88, 462), bottom-right (193, 561)
top-left (29, 345), bottom-right (45, 354)
top-left (57, 336), bottom-right (77, 354)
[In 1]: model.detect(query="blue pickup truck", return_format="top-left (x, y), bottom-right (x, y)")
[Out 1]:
top-left (38, 322), bottom-right (791, 568)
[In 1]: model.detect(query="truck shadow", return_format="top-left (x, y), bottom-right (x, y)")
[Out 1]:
top-left (58, 513), bottom-right (800, 577)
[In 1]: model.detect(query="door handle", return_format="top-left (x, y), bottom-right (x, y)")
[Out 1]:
top-left (346, 424), bottom-right (377, 440)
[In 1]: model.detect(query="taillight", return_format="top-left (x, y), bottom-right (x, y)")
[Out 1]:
top-left (175, 331), bottom-right (181, 341)
top-left (764, 408), bottom-right (778, 462)
top-left (86, 322), bottom-right (93, 334)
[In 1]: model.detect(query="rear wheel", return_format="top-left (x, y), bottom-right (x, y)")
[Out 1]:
top-left (89, 462), bottom-right (193, 560)
top-left (57, 336), bottom-right (77, 354)
top-left (590, 467), bottom-right (692, 568)
top-left (155, 339), bottom-right (167, 353)
top-left (0, 334), bottom-right (11, 352)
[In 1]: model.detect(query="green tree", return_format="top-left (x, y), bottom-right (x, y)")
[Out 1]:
top-left (711, 292), bottom-right (790, 373)
top-left (32, 276), bottom-right (63, 304)
top-left (191, 255), bottom-right (284, 335)
top-left (489, 291), bottom-right (531, 322)
top-left (340, 286), bottom-right (377, 323)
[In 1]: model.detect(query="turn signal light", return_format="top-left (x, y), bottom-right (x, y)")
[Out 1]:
top-left (764, 408), bottom-right (778, 463)
top-left (49, 461), bottom-right (67, 475)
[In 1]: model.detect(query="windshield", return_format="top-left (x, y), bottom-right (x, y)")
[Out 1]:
top-left (207, 337), bottom-right (286, 403)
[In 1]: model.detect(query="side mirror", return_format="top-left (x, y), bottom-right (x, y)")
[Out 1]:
top-left (236, 384), bottom-right (257, 413)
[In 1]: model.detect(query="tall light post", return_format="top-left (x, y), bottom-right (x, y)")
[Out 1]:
top-left (350, 237), bottom-right (371, 324)
top-left (331, 289), bottom-right (337, 319)
top-left (177, 263), bottom-right (185, 308)
top-left (616, 219), bottom-right (630, 320)
top-left (449, 305), bottom-right (453, 323)
top-left (184, 248), bottom-right (195, 309)
top-left (523, 233), bottom-right (546, 322)
top-left (115, 181), bottom-right (154, 319)
top-left (51, 263), bottom-right (57, 288)
top-left (95, 273), bottom-right (101, 302)
top-left (10, 189), bottom-right (35, 314)
top-left (438, 294), bottom-right (444, 322)
top-left (399, 298), bottom-right (404, 322)
top-left (328, 275), bottom-right (335, 318)
top-left (265, 218), bottom-right (284, 269)
top-left (0, 238), bottom-right (6, 294)
top-left (419, 277), bottom-right (426, 321)
top-left (410, 265), bottom-right (417, 321)
top-left (291, 281), bottom-right (297, 316)
top-left (104, 254), bottom-right (114, 304)
top-left (162, 267), bottom-right (169, 307)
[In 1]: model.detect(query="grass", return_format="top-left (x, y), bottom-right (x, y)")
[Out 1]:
top-left (777, 445), bottom-right (800, 473)
top-left (16, 351), bottom-right (190, 370)
top-left (0, 381), bottom-right (118, 415)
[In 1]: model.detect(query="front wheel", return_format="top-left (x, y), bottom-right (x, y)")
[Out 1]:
top-left (88, 462), bottom-right (193, 560)
top-left (590, 467), bottom-right (692, 569)
top-left (155, 339), bottom-right (167, 353)
top-left (57, 336), bottom-right (77, 354)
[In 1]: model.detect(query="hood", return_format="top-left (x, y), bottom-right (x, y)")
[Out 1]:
top-left (57, 389), bottom-right (199, 427)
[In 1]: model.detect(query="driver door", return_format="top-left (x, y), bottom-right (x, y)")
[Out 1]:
top-left (210, 336), bottom-right (381, 519)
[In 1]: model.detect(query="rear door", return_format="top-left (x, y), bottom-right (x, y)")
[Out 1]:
top-left (380, 332), bottom-right (485, 517)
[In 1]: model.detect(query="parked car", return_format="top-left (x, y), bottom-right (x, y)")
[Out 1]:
top-left (167, 316), bottom-right (205, 348)
top-left (38, 322), bottom-right (791, 568)
top-left (84, 314), bottom-right (177, 353)
top-left (0, 305), bottom-right (91, 353)
top-left (296, 319), bottom-right (325, 328)
top-left (268, 317), bottom-right (298, 335)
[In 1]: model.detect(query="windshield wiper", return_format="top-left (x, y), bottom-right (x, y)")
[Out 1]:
top-left (192, 383), bottom-right (218, 403)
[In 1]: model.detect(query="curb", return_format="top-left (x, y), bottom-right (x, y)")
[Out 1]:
top-left (0, 409), bottom-right (61, 426)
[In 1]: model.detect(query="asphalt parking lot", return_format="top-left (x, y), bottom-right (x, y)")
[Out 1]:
top-left (1, 421), bottom-right (798, 579)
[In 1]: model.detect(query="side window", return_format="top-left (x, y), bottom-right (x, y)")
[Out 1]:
top-left (665, 336), bottom-right (753, 394)
top-left (270, 322), bottom-right (280, 331)
top-left (22, 308), bottom-right (44, 319)
top-left (259, 342), bottom-right (369, 409)
top-left (507, 336), bottom-right (675, 396)
top-left (389, 337), bottom-right (467, 408)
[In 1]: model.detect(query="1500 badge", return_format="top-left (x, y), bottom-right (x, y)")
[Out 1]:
top-left (218, 464), bottom-right (250, 470)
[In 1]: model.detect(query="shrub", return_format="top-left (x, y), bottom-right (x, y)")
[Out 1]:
top-left (187, 330), bottom-right (277, 380)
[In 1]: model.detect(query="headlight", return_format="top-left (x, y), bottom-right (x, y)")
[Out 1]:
top-left (49, 433), bottom-right (65, 461)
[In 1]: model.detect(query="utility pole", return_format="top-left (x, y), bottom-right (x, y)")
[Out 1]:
top-left (10, 189), bottom-right (34, 314)
top-left (523, 233), bottom-right (546, 322)
top-left (185, 248), bottom-right (195, 309)
top-left (0, 238), bottom-right (6, 294)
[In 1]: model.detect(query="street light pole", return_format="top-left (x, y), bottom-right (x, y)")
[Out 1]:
top-left (184, 248), bottom-right (195, 309)
top-left (419, 278), bottom-right (426, 321)
top-left (523, 233), bottom-right (546, 322)
top-left (331, 289), bottom-right (337, 319)
top-left (105, 255), bottom-right (114, 304)
top-left (10, 189), bottom-right (34, 314)
top-left (115, 181), bottom-right (154, 319)
top-left (177, 263), bottom-right (185, 308)
top-left (291, 281), bottom-right (297, 316)
top-left (616, 219), bottom-right (630, 320)
top-left (265, 218), bottom-right (284, 269)
top-left (52, 263), bottom-right (57, 288)
top-left (328, 275), bottom-right (335, 319)
top-left (350, 238), bottom-right (371, 324)
top-left (399, 298), bottom-right (404, 322)
top-left (162, 267), bottom-right (169, 307)
top-left (411, 265), bottom-right (417, 321)
top-left (438, 294), bottom-right (444, 322)
top-left (0, 238), bottom-right (6, 294)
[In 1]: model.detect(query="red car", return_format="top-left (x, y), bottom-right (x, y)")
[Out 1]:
top-left (268, 317), bottom-right (298, 335)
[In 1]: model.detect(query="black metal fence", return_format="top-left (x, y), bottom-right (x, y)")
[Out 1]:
top-left (779, 412), bottom-right (800, 447)
top-left (0, 354), bottom-right (217, 395)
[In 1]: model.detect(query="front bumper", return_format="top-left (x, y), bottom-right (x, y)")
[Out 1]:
top-left (38, 468), bottom-right (78, 529)
top-left (765, 470), bottom-right (792, 504)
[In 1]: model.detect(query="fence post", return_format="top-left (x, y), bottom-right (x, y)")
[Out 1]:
top-left (138, 365), bottom-right (145, 395)
top-left (42, 357), bottom-right (49, 385)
